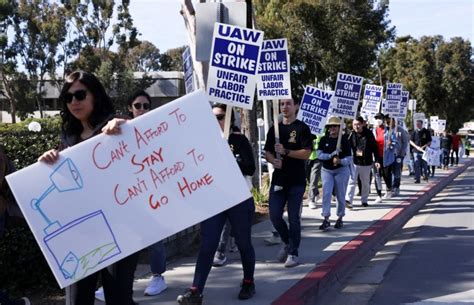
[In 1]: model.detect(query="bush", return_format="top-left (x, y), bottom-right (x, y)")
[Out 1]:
top-left (0, 223), bottom-right (59, 294)
top-left (0, 118), bottom-right (61, 169)
top-left (0, 118), bottom-right (61, 293)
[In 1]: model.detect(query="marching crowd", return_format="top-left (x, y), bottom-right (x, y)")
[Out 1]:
top-left (0, 71), bottom-right (471, 305)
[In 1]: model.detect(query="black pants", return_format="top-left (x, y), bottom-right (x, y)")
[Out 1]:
top-left (374, 157), bottom-right (393, 195)
top-left (71, 252), bottom-right (139, 305)
top-left (450, 148), bottom-right (459, 165)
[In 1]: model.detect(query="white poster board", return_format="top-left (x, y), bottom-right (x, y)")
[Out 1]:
top-left (423, 147), bottom-right (441, 166)
top-left (430, 116), bottom-right (439, 131)
top-left (438, 119), bottom-right (446, 132)
top-left (207, 22), bottom-right (264, 109)
top-left (256, 39), bottom-right (291, 100)
top-left (413, 112), bottom-right (426, 127)
top-left (297, 86), bottom-right (333, 135)
top-left (331, 72), bottom-right (364, 119)
top-left (383, 83), bottom-right (403, 116)
top-left (182, 46), bottom-right (195, 94)
top-left (431, 136), bottom-right (440, 150)
top-left (360, 84), bottom-right (383, 120)
top-left (6, 90), bottom-right (251, 288)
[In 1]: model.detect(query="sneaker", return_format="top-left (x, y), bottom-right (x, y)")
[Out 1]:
top-left (14, 298), bottom-right (31, 305)
top-left (362, 202), bottom-right (369, 207)
top-left (345, 200), bottom-right (353, 209)
top-left (238, 280), bottom-right (256, 300)
top-left (277, 244), bottom-right (289, 262)
top-left (308, 201), bottom-right (317, 209)
top-left (212, 251), bottom-right (227, 267)
top-left (95, 287), bottom-right (105, 302)
top-left (334, 218), bottom-right (343, 229)
top-left (264, 232), bottom-right (281, 246)
top-left (177, 288), bottom-right (203, 305)
top-left (383, 192), bottom-right (392, 199)
top-left (284, 255), bottom-right (299, 268)
top-left (392, 188), bottom-right (400, 196)
top-left (144, 275), bottom-right (167, 296)
top-left (229, 237), bottom-right (238, 252)
top-left (374, 196), bottom-right (383, 204)
top-left (319, 219), bottom-right (330, 231)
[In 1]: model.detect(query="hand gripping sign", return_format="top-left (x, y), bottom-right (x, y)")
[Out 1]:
top-left (297, 86), bottom-right (333, 135)
top-left (331, 72), bottom-right (364, 119)
top-left (256, 38), bottom-right (292, 100)
top-left (207, 22), bottom-right (264, 109)
top-left (6, 90), bottom-right (251, 288)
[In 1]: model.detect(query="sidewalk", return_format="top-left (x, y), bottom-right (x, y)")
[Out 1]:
top-left (96, 158), bottom-right (473, 305)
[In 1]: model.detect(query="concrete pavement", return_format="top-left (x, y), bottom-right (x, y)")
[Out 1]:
top-left (95, 157), bottom-right (473, 305)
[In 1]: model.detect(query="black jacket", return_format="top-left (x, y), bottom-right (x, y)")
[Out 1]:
top-left (348, 127), bottom-right (379, 166)
top-left (228, 133), bottom-right (256, 176)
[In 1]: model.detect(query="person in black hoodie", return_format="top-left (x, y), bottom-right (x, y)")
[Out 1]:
top-left (345, 116), bottom-right (379, 208)
top-left (177, 103), bottom-right (256, 305)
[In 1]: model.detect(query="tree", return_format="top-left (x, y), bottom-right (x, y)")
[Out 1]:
top-left (253, 0), bottom-right (395, 99)
top-left (160, 46), bottom-right (186, 72)
top-left (379, 36), bottom-right (474, 131)
top-left (127, 40), bottom-right (161, 72)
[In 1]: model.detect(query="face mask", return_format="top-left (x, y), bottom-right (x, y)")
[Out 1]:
top-left (375, 119), bottom-right (383, 126)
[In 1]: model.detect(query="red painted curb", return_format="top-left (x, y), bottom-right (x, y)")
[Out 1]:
top-left (272, 160), bottom-right (473, 305)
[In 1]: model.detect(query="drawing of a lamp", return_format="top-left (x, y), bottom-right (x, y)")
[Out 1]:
top-left (31, 158), bottom-right (84, 234)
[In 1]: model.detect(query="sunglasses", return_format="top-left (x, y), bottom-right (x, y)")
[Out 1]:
top-left (64, 90), bottom-right (88, 104)
top-left (215, 114), bottom-right (225, 121)
top-left (132, 103), bottom-right (150, 110)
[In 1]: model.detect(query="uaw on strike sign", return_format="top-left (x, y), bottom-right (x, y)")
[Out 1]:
top-left (207, 23), bottom-right (264, 109)
top-left (256, 38), bottom-right (291, 100)
top-left (331, 72), bottom-right (364, 119)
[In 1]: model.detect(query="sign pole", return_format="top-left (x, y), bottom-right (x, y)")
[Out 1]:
top-left (223, 106), bottom-right (233, 140)
top-left (272, 99), bottom-right (281, 160)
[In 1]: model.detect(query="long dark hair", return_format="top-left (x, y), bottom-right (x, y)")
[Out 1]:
top-left (127, 89), bottom-right (151, 118)
top-left (59, 71), bottom-right (114, 136)
top-left (212, 103), bottom-right (238, 132)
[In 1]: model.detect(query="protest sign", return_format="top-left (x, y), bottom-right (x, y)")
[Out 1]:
top-left (207, 23), bottom-right (264, 109)
top-left (413, 112), bottom-right (426, 127)
top-left (383, 83), bottom-right (403, 116)
top-left (430, 116), bottom-right (439, 131)
top-left (394, 90), bottom-right (409, 120)
top-left (297, 86), bottom-right (333, 135)
top-left (431, 136), bottom-right (441, 150)
top-left (183, 46), bottom-right (195, 94)
top-left (360, 84), bottom-right (383, 120)
top-left (423, 147), bottom-right (441, 166)
top-left (331, 72), bottom-right (364, 119)
top-left (438, 119), bottom-right (446, 132)
top-left (256, 39), bottom-right (291, 100)
top-left (6, 90), bottom-right (251, 288)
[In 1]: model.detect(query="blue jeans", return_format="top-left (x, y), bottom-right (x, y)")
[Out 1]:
top-left (269, 184), bottom-right (305, 256)
top-left (321, 167), bottom-right (349, 218)
top-left (192, 197), bottom-right (255, 293)
top-left (149, 241), bottom-right (166, 275)
top-left (414, 152), bottom-right (428, 180)
top-left (392, 156), bottom-right (404, 188)
top-left (442, 148), bottom-right (450, 166)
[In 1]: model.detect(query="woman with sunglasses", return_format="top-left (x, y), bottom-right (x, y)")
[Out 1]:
top-left (177, 104), bottom-right (256, 305)
top-left (317, 116), bottom-right (352, 231)
top-left (38, 71), bottom-right (139, 305)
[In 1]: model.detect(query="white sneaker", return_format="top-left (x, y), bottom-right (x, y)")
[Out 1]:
top-left (212, 251), bottom-right (227, 266)
top-left (284, 255), bottom-right (299, 268)
top-left (95, 287), bottom-right (105, 302)
top-left (374, 196), bottom-right (383, 204)
top-left (383, 192), bottom-right (392, 199)
top-left (308, 201), bottom-right (317, 209)
top-left (144, 275), bottom-right (167, 296)
top-left (277, 244), bottom-right (289, 262)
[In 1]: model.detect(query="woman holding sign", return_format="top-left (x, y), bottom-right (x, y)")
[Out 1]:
top-left (38, 71), bottom-right (138, 305)
top-left (177, 103), bottom-right (257, 304)
top-left (317, 116), bottom-right (352, 231)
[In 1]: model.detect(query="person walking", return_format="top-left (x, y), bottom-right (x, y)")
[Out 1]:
top-left (307, 135), bottom-right (323, 209)
top-left (410, 119), bottom-right (432, 183)
top-left (389, 117), bottom-right (409, 196)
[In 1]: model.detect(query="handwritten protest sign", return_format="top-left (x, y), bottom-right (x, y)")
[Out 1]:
top-left (330, 72), bottom-right (364, 119)
top-left (207, 23), bottom-right (264, 109)
top-left (6, 90), bottom-right (251, 288)
top-left (360, 84), bottom-right (383, 120)
top-left (297, 86), bottom-right (333, 135)
top-left (183, 46), bottom-right (195, 94)
top-left (394, 90), bottom-right (409, 120)
top-left (256, 39), bottom-right (291, 100)
top-left (383, 83), bottom-right (403, 116)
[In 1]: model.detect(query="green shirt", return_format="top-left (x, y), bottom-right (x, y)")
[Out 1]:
top-left (309, 135), bottom-right (323, 160)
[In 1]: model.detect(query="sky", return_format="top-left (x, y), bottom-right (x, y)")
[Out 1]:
top-left (128, 0), bottom-right (473, 52)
